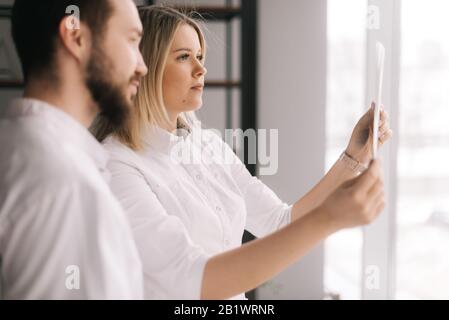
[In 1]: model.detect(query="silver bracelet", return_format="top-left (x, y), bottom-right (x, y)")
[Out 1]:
top-left (339, 151), bottom-right (368, 174)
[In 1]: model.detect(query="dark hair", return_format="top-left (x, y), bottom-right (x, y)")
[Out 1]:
top-left (12, 0), bottom-right (114, 82)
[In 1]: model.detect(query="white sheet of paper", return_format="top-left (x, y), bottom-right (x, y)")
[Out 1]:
top-left (373, 42), bottom-right (385, 159)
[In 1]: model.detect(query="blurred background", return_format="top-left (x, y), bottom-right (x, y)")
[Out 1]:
top-left (0, 0), bottom-right (447, 299)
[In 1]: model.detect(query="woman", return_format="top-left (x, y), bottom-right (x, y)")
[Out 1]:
top-left (92, 5), bottom-right (392, 300)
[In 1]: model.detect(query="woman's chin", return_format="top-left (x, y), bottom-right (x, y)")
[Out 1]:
top-left (176, 101), bottom-right (203, 114)
top-left (186, 103), bottom-right (203, 112)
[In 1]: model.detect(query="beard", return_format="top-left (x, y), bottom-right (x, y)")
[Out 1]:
top-left (85, 46), bottom-right (134, 129)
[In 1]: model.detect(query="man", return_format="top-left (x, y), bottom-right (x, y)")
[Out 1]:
top-left (0, 0), bottom-right (148, 299)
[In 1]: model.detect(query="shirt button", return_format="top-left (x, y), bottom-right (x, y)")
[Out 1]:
top-left (216, 206), bottom-right (222, 212)
top-left (224, 239), bottom-right (230, 246)
top-left (196, 173), bottom-right (202, 180)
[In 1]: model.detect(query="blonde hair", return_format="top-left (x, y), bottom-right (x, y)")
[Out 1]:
top-left (92, 5), bottom-right (206, 150)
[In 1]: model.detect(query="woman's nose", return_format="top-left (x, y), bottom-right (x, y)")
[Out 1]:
top-left (195, 65), bottom-right (207, 78)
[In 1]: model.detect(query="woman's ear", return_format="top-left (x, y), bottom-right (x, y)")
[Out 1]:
top-left (58, 16), bottom-right (91, 64)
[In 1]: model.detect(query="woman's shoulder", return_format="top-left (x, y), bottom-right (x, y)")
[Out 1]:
top-left (102, 136), bottom-right (144, 169)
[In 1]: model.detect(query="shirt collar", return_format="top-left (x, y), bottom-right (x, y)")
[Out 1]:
top-left (6, 98), bottom-right (109, 170)
top-left (142, 119), bottom-right (192, 154)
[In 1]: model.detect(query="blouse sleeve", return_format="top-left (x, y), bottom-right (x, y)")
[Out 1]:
top-left (208, 130), bottom-right (292, 238)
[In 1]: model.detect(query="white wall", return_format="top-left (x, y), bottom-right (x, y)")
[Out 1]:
top-left (256, 0), bottom-right (327, 300)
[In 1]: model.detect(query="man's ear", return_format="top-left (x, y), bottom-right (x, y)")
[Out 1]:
top-left (58, 16), bottom-right (90, 64)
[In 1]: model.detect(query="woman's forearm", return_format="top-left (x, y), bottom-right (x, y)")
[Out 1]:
top-left (201, 159), bottom-right (385, 300)
top-left (200, 206), bottom-right (337, 300)
top-left (291, 157), bottom-right (357, 221)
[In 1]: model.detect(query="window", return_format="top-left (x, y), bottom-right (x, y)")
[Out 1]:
top-left (327, 0), bottom-right (449, 300)
top-left (396, 0), bottom-right (449, 300)
top-left (325, 0), bottom-right (367, 300)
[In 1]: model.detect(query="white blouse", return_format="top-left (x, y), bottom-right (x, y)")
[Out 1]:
top-left (103, 124), bottom-right (292, 300)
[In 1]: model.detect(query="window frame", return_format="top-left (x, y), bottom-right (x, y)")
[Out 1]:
top-left (362, 0), bottom-right (401, 300)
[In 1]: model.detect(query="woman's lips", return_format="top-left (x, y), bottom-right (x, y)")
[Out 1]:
top-left (191, 84), bottom-right (204, 91)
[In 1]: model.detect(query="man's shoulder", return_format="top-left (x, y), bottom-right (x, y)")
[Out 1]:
top-left (0, 111), bottom-right (55, 148)
top-left (0, 117), bottom-right (81, 185)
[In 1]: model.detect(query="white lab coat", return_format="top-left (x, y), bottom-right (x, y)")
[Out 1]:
top-left (0, 98), bottom-right (143, 299)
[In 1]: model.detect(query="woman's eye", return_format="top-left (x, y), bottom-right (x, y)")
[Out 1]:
top-left (177, 54), bottom-right (190, 61)
top-left (197, 55), bottom-right (204, 62)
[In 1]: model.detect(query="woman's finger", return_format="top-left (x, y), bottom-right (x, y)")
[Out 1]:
top-left (379, 123), bottom-right (389, 135)
top-left (380, 109), bottom-right (389, 122)
top-left (379, 129), bottom-right (393, 145)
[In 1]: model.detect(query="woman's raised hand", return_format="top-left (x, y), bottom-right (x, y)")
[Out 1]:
top-left (346, 103), bottom-right (393, 165)
top-left (320, 160), bottom-right (385, 230)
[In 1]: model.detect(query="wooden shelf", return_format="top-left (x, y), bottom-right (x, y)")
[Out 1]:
top-left (0, 6), bottom-right (12, 18)
top-left (1, 5), bottom-right (242, 20)
top-left (0, 80), bottom-right (24, 89)
top-left (205, 80), bottom-right (241, 88)
top-left (169, 6), bottom-right (241, 21)
top-left (0, 80), bottom-right (242, 89)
